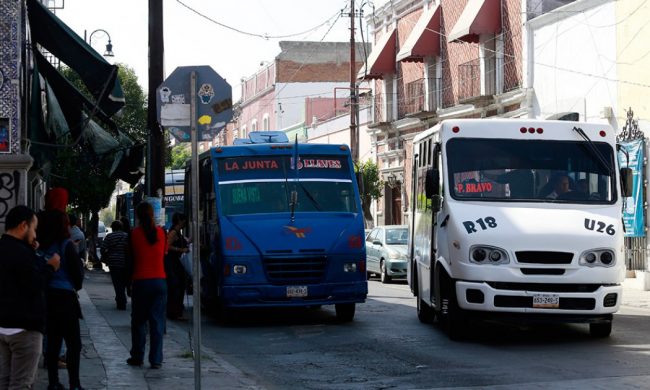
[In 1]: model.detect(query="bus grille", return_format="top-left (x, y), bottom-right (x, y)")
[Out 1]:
top-left (515, 251), bottom-right (573, 264)
top-left (263, 256), bottom-right (327, 285)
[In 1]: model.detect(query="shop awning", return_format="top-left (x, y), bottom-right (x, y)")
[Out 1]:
top-left (27, 0), bottom-right (125, 116)
top-left (357, 27), bottom-right (397, 80)
top-left (396, 5), bottom-right (442, 63)
top-left (447, 0), bottom-right (501, 43)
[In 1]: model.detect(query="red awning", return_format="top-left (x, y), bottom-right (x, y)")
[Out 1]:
top-left (447, 0), bottom-right (501, 43)
top-left (396, 4), bottom-right (442, 63)
top-left (357, 27), bottom-right (397, 80)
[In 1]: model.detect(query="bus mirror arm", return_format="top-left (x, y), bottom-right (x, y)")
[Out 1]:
top-left (620, 167), bottom-right (633, 197)
top-left (289, 190), bottom-right (298, 222)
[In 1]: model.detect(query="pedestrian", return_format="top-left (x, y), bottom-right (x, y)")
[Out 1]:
top-left (0, 205), bottom-right (60, 390)
top-left (68, 214), bottom-right (87, 264)
top-left (37, 209), bottom-right (85, 390)
top-left (101, 220), bottom-right (130, 310)
top-left (165, 213), bottom-right (189, 320)
top-left (126, 202), bottom-right (167, 369)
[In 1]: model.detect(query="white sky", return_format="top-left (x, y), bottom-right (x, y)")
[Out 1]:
top-left (55, 0), bottom-right (389, 101)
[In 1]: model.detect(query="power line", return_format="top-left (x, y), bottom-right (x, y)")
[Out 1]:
top-left (175, 0), bottom-right (340, 40)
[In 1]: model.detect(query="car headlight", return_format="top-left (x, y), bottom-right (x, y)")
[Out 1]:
top-left (579, 249), bottom-right (615, 267)
top-left (469, 245), bottom-right (509, 265)
top-left (388, 251), bottom-right (406, 259)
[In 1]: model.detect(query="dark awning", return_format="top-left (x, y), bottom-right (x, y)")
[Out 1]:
top-left (357, 27), bottom-right (397, 80)
top-left (396, 5), bottom-right (442, 63)
top-left (27, 0), bottom-right (125, 116)
top-left (448, 0), bottom-right (501, 43)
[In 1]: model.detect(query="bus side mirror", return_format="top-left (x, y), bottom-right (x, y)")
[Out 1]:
top-left (425, 168), bottom-right (440, 199)
top-left (620, 167), bottom-right (633, 197)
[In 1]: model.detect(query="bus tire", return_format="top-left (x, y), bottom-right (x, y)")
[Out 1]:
top-left (589, 320), bottom-right (612, 338)
top-left (417, 296), bottom-right (435, 324)
top-left (380, 260), bottom-right (391, 284)
top-left (335, 303), bottom-right (356, 322)
top-left (439, 276), bottom-right (466, 340)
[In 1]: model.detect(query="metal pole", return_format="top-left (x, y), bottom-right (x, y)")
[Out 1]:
top-left (147, 0), bottom-right (165, 197)
top-left (350, 0), bottom-right (359, 162)
top-left (190, 71), bottom-right (202, 390)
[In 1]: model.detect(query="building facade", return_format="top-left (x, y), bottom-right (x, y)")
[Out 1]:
top-left (362, 0), bottom-right (526, 226)
top-left (0, 0), bottom-right (33, 231)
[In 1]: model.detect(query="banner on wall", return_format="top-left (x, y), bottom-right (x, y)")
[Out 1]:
top-left (618, 139), bottom-right (645, 237)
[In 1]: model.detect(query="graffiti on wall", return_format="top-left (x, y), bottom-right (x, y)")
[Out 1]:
top-left (0, 171), bottom-right (20, 223)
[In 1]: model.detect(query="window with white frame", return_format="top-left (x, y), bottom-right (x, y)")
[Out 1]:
top-left (263, 114), bottom-right (270, 131)
top-left (251, 119), bottom-right (258, 132)
top-left (241, 125), bottom-right (247, 139)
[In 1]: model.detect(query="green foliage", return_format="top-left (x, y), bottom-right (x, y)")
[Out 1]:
top-left (168, 144), bottom-right (191, 170)
top-left (354, 159), bottom-right (383, 226)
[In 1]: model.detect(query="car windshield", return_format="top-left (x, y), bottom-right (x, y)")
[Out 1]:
top-left (219, 181), bottom-right (357, 215)
top-left (446, 138), bottom-right (616, 203)
top-left (385, 228), bottom-right (408, 245)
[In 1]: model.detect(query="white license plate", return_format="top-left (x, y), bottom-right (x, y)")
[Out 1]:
top-left (532, 294), bottom-right (560, 308)
top-left (286, 286), bottom-right (308, 298)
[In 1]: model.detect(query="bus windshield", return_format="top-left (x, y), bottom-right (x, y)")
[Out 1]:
top-left (219, 181), bottom-right (357, 215)
top-left (216, 154), bottom-right (357, 215)
top-left (446, 138), bottom-right (616, 203)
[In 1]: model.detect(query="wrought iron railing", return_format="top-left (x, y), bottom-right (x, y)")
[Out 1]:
top-left (372, 92), bottom-right (385, 124)
top-left (458, 57), bottom-right (496, 101)
top-left (398, 79), bottom-right (425, 118)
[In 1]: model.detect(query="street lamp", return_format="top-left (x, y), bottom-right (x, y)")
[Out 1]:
top-left (84, 29), bottom-right (114, 57)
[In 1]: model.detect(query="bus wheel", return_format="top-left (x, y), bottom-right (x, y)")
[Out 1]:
top-left (335, 303), bottom-right (356, 322)
top-left (380, 260), bottom-right (391, 284)
top-left (589, 320), bottom-right (612, 338)
top-left (417, 296), bottom-right (435, 324)
top-left (439, 278), bottom-right (466, 340)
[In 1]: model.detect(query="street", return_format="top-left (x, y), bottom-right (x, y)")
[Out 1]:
top-left (196, 278), bottom-right (650, 390)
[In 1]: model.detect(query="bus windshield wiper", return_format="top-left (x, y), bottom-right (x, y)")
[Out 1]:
top-left (572, 127), bottom-right (613, 175)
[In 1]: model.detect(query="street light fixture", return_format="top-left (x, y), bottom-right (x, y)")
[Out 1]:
top-left (84, 29), bottom-right (114, 58)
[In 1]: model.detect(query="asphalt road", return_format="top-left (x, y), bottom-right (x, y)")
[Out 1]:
top-left (200, 278), bottom-right (650, 390)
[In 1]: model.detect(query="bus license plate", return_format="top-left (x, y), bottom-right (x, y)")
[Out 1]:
top-left (532, 294), bottom-right (560, 308)
top-left (287, 286), bottom-right (308, 298)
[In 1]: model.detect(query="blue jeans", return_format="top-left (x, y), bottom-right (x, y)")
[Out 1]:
top-left (130, 278), bottom-right (167, 365)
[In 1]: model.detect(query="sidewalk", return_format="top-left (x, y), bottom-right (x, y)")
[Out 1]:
top-left (34, 270), bottom-right (262, 390)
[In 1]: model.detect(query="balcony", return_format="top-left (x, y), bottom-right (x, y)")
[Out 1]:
top-left (370, 93), bottom-right (390, 128)
top-left (458, 57), bottom-right (496, 104)
top-left (398, 79), bottom-right (425, 119)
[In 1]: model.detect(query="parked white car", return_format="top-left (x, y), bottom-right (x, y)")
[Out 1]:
top-left (365, 225), bottom-right (409, 283)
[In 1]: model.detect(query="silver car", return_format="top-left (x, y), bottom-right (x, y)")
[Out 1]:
top-left (365, 225), bottom-right (409, 283)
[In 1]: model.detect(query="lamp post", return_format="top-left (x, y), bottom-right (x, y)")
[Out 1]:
top-left (84, 29), bottom-right (114, 57)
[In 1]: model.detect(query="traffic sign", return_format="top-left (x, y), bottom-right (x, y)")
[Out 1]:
top-left (156, 65), bottom-right (232, 142)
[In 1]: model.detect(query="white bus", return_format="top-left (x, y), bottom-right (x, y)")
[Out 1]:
top-left (408, 119), bottom-right (632, 339)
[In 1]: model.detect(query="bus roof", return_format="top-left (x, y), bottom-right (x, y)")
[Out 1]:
top-left (209, 143), bottom-right (351, 159)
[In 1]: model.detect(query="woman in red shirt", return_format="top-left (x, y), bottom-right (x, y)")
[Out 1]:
top-left (126, 202), bottom-right (167, 369)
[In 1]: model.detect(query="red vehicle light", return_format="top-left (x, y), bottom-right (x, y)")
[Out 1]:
top-left (520, 127), bottom-right (527, 133)
top-left (359, 260), bottom-right (366, 273)
top-left (528, 127), bottom-right (535, 133)
top-left (600, 130), bottom-right (607, 137)
top-left (536, 128), bottom-right (544, 134)
top-left (452, 126), bottom-right (460, 133)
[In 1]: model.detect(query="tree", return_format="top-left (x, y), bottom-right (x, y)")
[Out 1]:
top-left (355, 160), bottom-right (383, 228)
top-left (53, 65), bottom-right (146, 263)
top-left (168, 144), bottom-right (191, 170)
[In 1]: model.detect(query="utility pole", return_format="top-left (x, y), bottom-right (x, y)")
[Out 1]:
top-left (348, 0), bottom-right (359, 162)
top-left (147, 0), bottom-right (165, 197)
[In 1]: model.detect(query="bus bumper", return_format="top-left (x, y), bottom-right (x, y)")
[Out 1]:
top-left (455, 280), bottom-right (621, 316)
top-left (220, 281), bottom-right (368, 308)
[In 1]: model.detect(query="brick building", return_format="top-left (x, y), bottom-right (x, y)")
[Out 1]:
top-left (361, 0), bottom-right (527, 226)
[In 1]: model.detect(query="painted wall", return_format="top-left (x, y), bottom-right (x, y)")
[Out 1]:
top-left (529, 0), bottom-right (618, 126)
top-left (616, 0), bottom-right (650, 126)
top-left (274, 82), bottom-right (352, 129)
top-left (307, 107), bottom-right (372, 163)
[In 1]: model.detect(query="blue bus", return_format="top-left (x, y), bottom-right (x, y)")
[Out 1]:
top-left (186, 135), bottom-right (367, 321)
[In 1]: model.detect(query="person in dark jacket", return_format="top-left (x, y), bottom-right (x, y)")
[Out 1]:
top-left (0, 205), bottom-right (60, 389)
top-left (37, 209), bottom-right (85, 390)
top-left (165, 213), bottom-right (189, 320)
top-left (101, 220), bottom-right (130, 310)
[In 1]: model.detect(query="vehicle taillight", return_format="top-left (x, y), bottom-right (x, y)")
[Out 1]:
top-left (452, 126), bottom-right (460, 133)
top-left (600, 130), bottom-right (607, 137)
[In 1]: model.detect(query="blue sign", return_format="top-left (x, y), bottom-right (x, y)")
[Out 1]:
top-left (156, 66), bottom-right (233, 142)
top-left (618, 139), bottom-right (645, 237)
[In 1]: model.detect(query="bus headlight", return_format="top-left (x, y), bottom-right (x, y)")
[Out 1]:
top-left (469, 245), bottom-right (509, 265)
top-left (343, 263), bottom-right (358, 272)
top-left (233, 265), bottom-right (248, 274)
top-left (580, 249), bottom-right (615, 267)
